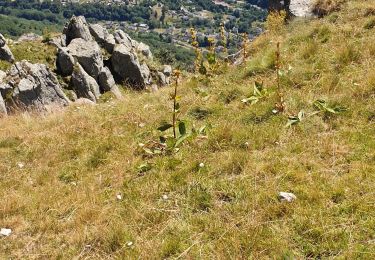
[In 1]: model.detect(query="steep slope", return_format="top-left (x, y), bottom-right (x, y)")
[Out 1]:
top-left (1, 0), bottom-right (375, 258)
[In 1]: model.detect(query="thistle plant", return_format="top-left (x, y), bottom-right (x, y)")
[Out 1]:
top-left (190, 27), bottom-right (202, 73)
top-left (220, 22), bottom-right (228, 56)
top-left (172, 69), bottom-right (181, 138)
top-left (242, 33), bottom-right (249, 59)
top-left (156, 70), bottom-right (190, 151)
top-left (275, 42), bottom-right (286, 113)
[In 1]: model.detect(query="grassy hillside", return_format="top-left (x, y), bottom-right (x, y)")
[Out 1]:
top-left (1, 0), bottom-right (375, 258)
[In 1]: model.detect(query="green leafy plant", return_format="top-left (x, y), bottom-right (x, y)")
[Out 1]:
top-left (241, 81), bottom-right (270, 105)
top-left (313, 99), bottom-right (348, 114)
top-left (286, 110), bottom-right (305, 127)
top-left (155, 70), bottom-right (192, 152)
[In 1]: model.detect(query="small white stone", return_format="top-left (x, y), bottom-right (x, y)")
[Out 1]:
top-left (116, 194), bottom-right (123, 200)
top-left (17, 162), bottom-right (24, 169)
top-left (162, 194), bottom-right (168, 200)
top-left (199, 163), bottom-right (205, 168)
top-left (279, 192), bottom-right (297, 202)
top-left (0, 228), bottom-right (12, 237)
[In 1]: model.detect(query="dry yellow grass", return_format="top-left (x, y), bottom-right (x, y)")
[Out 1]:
top-left (1, 0), bottom-right (375, 258)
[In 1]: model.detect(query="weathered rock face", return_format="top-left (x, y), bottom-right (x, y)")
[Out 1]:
top-left (111, 44), bottom-right (150, 88)
top-left (63, 16), bottom-right (93, 45)
top-left (0, 70), bottom-right (6, 83)
top-left (98, 67), bottom-right (116, 92)
top-left (56, 47), bottom-right (75, 76)
top-left (0, 70), bottom-right (6, 115)
top-left (71, 64), bottom-right (101, 102)
top-left (0, 61), bottom-right (69, 113)
top-left (53, 16), bottom-right (167, 93)
top-left (114, 30), bottom-right (134, 50)
top-left (67, 38), bottom-right (103, 79)
top-left (137, 42), bottom-right (153, 60)
top-left (157, 71), bottom-right (167, 86)
top-left (163, 65), bottom-right (172, 77)
top-left (98, 68), bottom-right (123, 99)
top-left (89, 24), bottom-right (116, 53)
top-left (0, 34), bottom-right (15, 63)
top-left (289, 0), bottom-right (313, 17)
top-left (50, 34), bottom-right (67, 49)
top-left (0, 93), bottom-right (6, 116)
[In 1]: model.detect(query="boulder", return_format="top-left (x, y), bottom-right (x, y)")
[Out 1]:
top-left (63, 16), bottom-right (93, 45)
top-left (114, 30), bottom-right (134, 51)
top-left (98, 67), bottom-right (115, 92)
top-left (137, 42), bottom-right (153, 60)
top-left (163, 65), bottom-right (172, 77)
top-left (67, 38), bottom-right (103, 79)
top-left (56, 47), bottom-right (75, 76)
top-left (89, 24), bottom-right (116, 53)
top-left (0, 93), bottom-right (6, 116)
top-left (0, 70), bottom-right (7, 115)
top-left (1, 61), bottom-right (69, 113)
top-left (111, 44), bottom-right (150, 88)
top-left (157, 71), bottom-right (167, 86)
top-left (140, 63), bottom-right (152, 85)
top-left (98, 67), bottom-right (122, 99)
top-left (0, 34), bottom-right (6, 47)
top-left (74, 98), bottom-right (96, 106)
top-left (18, 33), bottom-right (42, 42)
top-left (0, 70), bottom-right (6, 83)
top-left (49, 34), bottom-right (67, 48)
top-left (0, 34), bottom-right (15, 63)
top-left (71, 64), bottom-right (101, 102)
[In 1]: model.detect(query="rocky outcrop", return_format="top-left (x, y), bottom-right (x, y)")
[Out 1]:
top-left (89, 24), bottom-right (116, 53)
top-left (67, 38), bottom-right (103, 79)
top-left (63, 16), bottom-right (93, 45)
top-left (53, 15), bottom-right (170, 96)
top-left (289, 0), bottom-right (313, 17)
top-left (0, 34), bottom-right (15, 63)
top-left (56, 47), bottom-right (75, 76)
top-left (111, 44), bottom-right (150, 88)
top-left (0, 61), bottom-right (69, 113)
top-left (71, 64), bottom-right (101, 102)
top-left (269, 0), bottom-right (313, 17)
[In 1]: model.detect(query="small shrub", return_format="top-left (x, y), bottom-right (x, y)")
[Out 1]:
top-left (312, 0), bottom-right (345, 17)
top-left (189, 107), bottom-right (212, 120)
top-left (187, 183), bottom-right (212, 212)
top-left (219, 88), bottom-right (243, 104)
top-left (364, 18), bottom-right (375, 30)
top-left (0, 137), bottom-right (22, 148)
top-left (87, 144), bottom-right (112, 168)
top-left (265, 10), bottom-right (287, 33)
top-left (335, 45), bottom-right (360, 68)
top-left (301, 40), bottom-right (318, 60)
